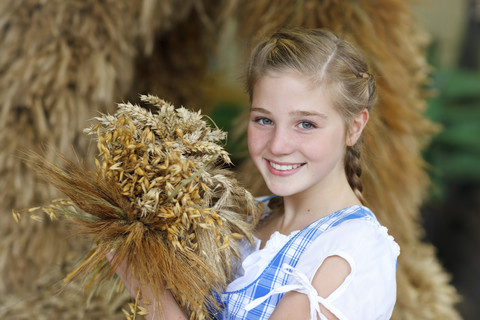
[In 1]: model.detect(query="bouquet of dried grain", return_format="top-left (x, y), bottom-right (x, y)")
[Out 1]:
top-left (15, 94), bottom-right (261, 319)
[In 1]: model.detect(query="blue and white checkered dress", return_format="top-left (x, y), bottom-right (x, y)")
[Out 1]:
top-left (217, 205), bottom-right (377, 320)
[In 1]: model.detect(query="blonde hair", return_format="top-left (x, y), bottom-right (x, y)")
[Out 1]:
top-left (246, 28), bottom-right (377, 204)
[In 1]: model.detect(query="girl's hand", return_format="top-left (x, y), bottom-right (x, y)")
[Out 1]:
top-left (106, 252), bottom-right (187, 320)
top-left (106, 252), bottom-right (144, 298)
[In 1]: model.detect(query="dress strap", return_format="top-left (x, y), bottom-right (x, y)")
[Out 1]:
top-left (245, 264), bottom-right (347, 320)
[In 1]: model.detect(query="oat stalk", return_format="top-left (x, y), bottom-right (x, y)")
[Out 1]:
top-left (16, 95), bottom-right (261, 320)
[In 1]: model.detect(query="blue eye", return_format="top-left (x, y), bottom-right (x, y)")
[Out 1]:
top-left (256, 117), bottom-right (273, 126)
top-left (298, 121), bottom-right (315, 129)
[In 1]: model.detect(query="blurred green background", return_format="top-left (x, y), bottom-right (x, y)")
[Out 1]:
top-left (417, 1), bottom-right (480, 319)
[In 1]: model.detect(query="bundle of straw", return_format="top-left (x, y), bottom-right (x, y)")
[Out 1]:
top-left (0, 0), bottom-right (209, 298)
top-left (16, 94), bottom-right (261, 319)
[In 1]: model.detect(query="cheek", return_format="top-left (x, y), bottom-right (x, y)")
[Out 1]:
top-left (247, 125), bottom-right (269, 162)
top-left (247, 125), bottom-right (260, 156)
top-left (305, 132), bottom-right (345, 160)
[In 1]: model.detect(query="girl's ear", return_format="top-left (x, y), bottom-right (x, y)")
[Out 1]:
top-left (346, 109), bottom-right (369, 146)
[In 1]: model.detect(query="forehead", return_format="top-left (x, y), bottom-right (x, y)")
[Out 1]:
top-left (251, 72), bottom-right (334, 113)
top-left (253, 69), bottom-right (330, 94)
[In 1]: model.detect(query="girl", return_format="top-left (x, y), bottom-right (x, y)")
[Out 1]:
top-left (112, 28), bottom-right (400, 320)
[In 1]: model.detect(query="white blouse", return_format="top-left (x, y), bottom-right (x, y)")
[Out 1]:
top-left (228, 216), bottom-right (400, 320)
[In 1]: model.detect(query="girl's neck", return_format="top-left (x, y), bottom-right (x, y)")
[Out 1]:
top-left (278, 179), bottom-right (361, 234)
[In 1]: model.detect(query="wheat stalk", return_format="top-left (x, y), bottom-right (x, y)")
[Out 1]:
top-left (15, 95), bottom-right (261, 319)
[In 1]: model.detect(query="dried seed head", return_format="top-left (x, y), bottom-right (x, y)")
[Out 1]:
top-left (22, 95), bottom-right (262, 320)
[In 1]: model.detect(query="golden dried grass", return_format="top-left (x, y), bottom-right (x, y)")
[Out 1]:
top-left (16, 95), bottom-right (261, 320)
top-left (0, 270), bottom-right (129, 320)
top-left (0, 0), bottom-right (206, 308)
top-left (0, 0), bottom-right (140, 296)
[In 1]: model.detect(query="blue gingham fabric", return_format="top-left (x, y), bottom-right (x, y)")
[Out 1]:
top-left (217, 204), bottom-right (376, 320)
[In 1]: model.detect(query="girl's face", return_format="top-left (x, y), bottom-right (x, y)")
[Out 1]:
top-left (248, 72), bottom-right (350, 198)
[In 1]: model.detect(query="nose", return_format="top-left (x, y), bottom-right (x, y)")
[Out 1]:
top-left (269, 126), bottom-right (294, 155)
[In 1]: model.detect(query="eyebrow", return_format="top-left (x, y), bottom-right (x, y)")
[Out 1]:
top-left (250, 107), bottom-right (328, 119)
top-left (289, 110), bottom-right (328, 119)
top-left (250, 107), bottom-right (270, 113)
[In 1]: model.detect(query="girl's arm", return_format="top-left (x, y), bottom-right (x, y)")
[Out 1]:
top-left (269, 255), bottom-right (350, 320)
top-left (106, 253), bottom-right (188, 320)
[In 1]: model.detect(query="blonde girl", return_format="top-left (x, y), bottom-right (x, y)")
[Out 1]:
top-left (111, 28), bottom-right (399, 320)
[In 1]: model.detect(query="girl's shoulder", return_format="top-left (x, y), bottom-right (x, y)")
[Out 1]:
top-left (299, 208), bottom-right (400, 276)
top-left (317, 206), bottom-right (399, 255)
top-left (292, 211), bottom-right (399, 320)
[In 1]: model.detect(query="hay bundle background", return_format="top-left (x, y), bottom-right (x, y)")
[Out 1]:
top-left (20, 95), bottom-right (259, 319)
top-left (0, 1), bottom-right (225, 318)
top-left (0, 0), bottom-right (461, 319)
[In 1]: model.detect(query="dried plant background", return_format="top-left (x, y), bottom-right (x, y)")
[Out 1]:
top-left (15, 95), bottom-right (261, 320)
top-left (0, 0), bottom-right (462, 319)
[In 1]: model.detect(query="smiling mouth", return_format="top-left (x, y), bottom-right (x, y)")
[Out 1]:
top-left (268, 161), bottom-right (304, 171)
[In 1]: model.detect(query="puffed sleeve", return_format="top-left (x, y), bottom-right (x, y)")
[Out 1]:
top-left (290, 218), bottom-right (400, 320)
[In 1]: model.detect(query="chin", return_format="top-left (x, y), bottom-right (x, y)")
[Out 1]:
top-left (264, 183), bottom-right (296, 197)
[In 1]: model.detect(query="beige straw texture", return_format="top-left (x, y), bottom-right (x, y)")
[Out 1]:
top-left (17, 95), bottom-right (261, 320)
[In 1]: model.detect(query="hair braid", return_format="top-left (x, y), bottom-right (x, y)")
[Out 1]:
top-left (345, 141), bottom-right (365, 205)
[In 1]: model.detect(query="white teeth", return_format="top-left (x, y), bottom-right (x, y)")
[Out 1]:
top-left (269, 161), bottom-right (302, 171)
